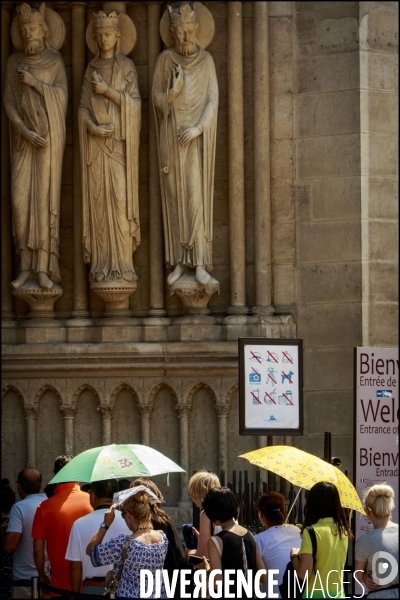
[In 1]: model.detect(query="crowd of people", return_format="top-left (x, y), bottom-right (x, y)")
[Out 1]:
top-left (0, 455), bottom-right (398, 599)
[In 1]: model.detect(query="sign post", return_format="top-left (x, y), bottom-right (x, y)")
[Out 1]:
top-left (239, 338), bottom-right (303, 436)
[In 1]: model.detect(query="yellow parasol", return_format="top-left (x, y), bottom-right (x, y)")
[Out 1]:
top-left (239, 445), bottom-right (365, 515)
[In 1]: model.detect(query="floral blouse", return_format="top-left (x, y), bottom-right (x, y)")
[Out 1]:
top-left (91, 532), bottom-right (168, 598)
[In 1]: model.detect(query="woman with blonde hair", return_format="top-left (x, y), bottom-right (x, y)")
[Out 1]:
top-left (188, 470), bottom-right (221, 557)
top-left (355, 483), bottom-right (398, 598)
top-left (86, 486), bottom-right (168, 598)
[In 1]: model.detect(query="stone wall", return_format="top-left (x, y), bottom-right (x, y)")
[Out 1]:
top-left (1, 2), bottom-right (398, 514)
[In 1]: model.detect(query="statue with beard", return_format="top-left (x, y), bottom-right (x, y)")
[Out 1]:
top-left (152, 2), bottom-right (218, 289)
top-left (3, 3), bottom-right (67, 292)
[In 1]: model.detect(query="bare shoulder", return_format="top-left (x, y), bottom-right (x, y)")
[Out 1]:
top-left (135, 529), bottom-right (165, 545)
top-left (234, 524), bottom-right (250, 536)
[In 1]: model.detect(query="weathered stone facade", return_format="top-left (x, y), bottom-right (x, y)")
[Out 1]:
top-left (1, 2), bottom-right (398, 519)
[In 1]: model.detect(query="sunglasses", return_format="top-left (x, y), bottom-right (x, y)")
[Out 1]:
top-left (121, 510), bottom-right (131, 520)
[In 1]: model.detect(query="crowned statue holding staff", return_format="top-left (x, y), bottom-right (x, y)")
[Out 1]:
top-left (4, 3), bottom-right (67, 292)
top-left (79, 10), bottom-right (141, 290)
top-left (153, 1), bottom-right (218, 288)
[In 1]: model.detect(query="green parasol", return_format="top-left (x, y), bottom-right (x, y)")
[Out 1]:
top-left (49, 444), bottom-right (185, 484)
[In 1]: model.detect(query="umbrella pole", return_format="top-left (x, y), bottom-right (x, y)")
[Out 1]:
top-left (285, 487), bottom-right (302, 523)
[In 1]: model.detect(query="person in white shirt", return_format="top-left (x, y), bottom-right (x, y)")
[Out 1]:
top-left (5, 468), bottom-right (49, 599)
top-left (254, 491), bottom-right (302, 599)
top-left (66, 479), bottom-right (130, 595)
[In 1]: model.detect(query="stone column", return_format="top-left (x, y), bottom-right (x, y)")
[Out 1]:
top-left (147, 2), bottom-right (167, 321)
top-left (1, 3), bottom-right (15, 327)
top-left (176, 405), bottom-right (191, 504)
top-left (60, 406), bottom-right (76, 455)
top-left (24, 406), bottom-right (38, 467)
top-left (215, 404), bottom-right (230, 475)
top-left (66, 2), bottom-right (92, 327)
top-left (103, 2), bottom-right (127, 11)
top-left (258, 435), bottom-right (268, 449)
top-left (138, 405), bottom-right (154, 447)
top-left (99, 406), bottom-right (114, 445)
top-left (225, 2), bottom-right (248, 317)
top-left (252, 1), bottom-right (274, 316)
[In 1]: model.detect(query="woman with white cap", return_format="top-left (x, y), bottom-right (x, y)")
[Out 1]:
top-left (86, 485), bottom-right (168, 598)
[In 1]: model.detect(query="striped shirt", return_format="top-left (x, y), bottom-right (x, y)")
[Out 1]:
top-left (355, 524), bottom-right (398, 598)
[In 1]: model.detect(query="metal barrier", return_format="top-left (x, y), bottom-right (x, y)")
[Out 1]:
top-left (0, 577), bottom-right (116, 599)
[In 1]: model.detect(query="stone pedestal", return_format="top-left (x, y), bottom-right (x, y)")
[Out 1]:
top-left (91, 281), bottom-right (138, 325)
top-left (12, 280), bottom-right (63, 325)
top-left (169, 271), bottom-right (220, 316)
top-left (168, 272), bottom-right (221, 341)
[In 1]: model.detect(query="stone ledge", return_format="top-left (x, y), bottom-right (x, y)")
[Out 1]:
top-left (2, 315), bottom-right (296, 346)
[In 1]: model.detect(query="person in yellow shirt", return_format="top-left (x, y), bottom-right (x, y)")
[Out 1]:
top-left (290, 482), bottom-right (351, 598)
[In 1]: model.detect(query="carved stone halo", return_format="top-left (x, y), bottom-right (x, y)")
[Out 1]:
top-left (86, 12), bottom-right (137, 56)
top-left (11, 7), bottom-right (66, 52)
top-left (160, 2), bottom-right (215, 49)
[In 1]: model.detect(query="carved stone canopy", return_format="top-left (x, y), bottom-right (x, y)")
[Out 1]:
top-left (86, 11), bottom-right (137, 56)
top-left (11, 5), bottom-right (66, 52)
top-left (160, 1), bottom-right (215, 49)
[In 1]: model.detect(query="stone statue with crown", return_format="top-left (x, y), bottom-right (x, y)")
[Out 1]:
top-left (4, 3), bottom-right (67, 307)
top-left (79, 9), bottom-right (141, 320)
top-left (153, 2), bottom-right (219, 314)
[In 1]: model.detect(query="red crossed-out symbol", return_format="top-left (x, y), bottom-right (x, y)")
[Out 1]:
top-left (282, 351), bottom-right (293, 364)
top-left (250, 351), bottom-right (262, 364)
top-left (264, 391), bottom-right (276, 404)
top-left (267, 351), bottom-right (278, 363)
top-left (282, 371), bottom-right (293, 384)
top-left (251, 367), bottom-right (261, 378)
top-left (282, 392), bottom-right (294, 406)
top-left (250, 391), bottom-right (262, 405)
top-left (268, 373), bottom-right (277, 384)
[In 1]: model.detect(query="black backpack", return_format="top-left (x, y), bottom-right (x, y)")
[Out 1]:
top-left (279, 526), bottom-right (317, 598)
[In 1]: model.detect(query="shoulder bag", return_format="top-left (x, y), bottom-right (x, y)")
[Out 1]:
top-left (104, 535), bottom-right (131, 597)
top-left (279, 526), bottom-right (317, 599)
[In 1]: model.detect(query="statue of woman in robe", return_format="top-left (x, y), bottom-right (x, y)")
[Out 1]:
top-left (79, 10), bottom-right (140, 286)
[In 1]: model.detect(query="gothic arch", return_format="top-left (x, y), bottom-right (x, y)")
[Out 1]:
top-left (186, 381), bottom-right (217, 406)
top-left (1, 383), bottom-right (24, 405)
top-left (147, 381), bottom-right (178, 406)
top-left (109, 382), bottom-right (139, 406)
top-left (224, 382), bottom-right (239, 406)
top-left (34, 383), bottom-right (63, 406)
top-left (72, 383), bottom-right (101, 408)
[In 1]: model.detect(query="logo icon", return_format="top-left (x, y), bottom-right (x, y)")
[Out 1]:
top-left (376, 390), bottom-right (392, 398)
top-left (371, 551), bottom-right (398, 586)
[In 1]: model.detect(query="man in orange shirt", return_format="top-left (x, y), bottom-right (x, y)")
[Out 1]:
top-left (32, 455), bottom-right (93, 594)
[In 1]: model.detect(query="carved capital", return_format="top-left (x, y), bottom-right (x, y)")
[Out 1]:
top-left (60, 405), bottom-right (77, 419)
top-left (175, 404), bottom-right (191, 418)
top-left (24, 405), bottom-right (39, 420)
top-left (215, 404), bottom-right (230, 418)
top-left (98, 405), bottom-right (114, 419)
top-left (138, 404), bottom-right (154, 418)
